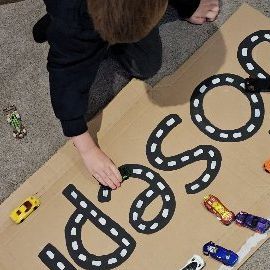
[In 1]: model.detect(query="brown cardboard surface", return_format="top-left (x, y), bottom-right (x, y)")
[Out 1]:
top-left (1, 4), bottom-right (270, 270)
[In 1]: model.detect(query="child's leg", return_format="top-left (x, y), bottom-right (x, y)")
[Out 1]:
top-left (111, 27), bottom-right (162, 80)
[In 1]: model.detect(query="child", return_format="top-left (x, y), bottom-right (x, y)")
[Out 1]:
top-left (33, 0), bottom-right (219, 190)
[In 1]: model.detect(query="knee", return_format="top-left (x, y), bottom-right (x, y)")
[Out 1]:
top-left (134, 50), bottom-right (162, 80)
top-left (140, 56), bottom-right (162, 79)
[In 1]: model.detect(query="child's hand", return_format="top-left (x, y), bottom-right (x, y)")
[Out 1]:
top-left (71, 131), bottom-right (122, 190)
top-left (187, 0), bottom-right (220, 25)
top-left (81, 146), bottom-right (122, 189)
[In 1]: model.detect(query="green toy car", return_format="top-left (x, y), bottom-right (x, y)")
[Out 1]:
top-left (4, 105), bottom-right (27, 139)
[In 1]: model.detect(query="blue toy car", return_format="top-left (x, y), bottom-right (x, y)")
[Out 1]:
top-left (235, 211), bottom-right (270, 234)
top-left (203, 241), bottom-right (238, 267)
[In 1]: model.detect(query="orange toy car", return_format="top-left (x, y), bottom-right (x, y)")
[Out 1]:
top-left (263, 160), bottom-right (270, 173)
top-left (203, 195), bottom-right (235, 225)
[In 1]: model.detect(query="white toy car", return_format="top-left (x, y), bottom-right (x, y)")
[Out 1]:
top-left (180, 255), bottom-right (205, 270)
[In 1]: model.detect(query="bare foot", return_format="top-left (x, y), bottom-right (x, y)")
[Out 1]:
top-left (187, 0), bottom-right (220, 25)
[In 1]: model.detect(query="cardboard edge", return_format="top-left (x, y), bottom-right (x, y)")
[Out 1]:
top-left (0, 79), bottom-right (151, 227)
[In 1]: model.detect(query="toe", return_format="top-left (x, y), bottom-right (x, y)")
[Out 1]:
top-left (188, 16), bottom-right (207, 25)
top-left (206, 10), bottom-right (218, 21)
top-left (210, 5), bottom-right (220, 13)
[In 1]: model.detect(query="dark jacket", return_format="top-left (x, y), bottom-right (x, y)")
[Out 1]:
top-left (44, 0), bottom-right (200, 137)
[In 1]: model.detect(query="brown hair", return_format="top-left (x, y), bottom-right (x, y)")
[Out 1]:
top-left (87, 0), bottom-right (168, 44)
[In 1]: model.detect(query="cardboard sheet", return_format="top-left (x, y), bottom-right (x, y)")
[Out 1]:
top-left (1, 4), bottom-right (270, 270)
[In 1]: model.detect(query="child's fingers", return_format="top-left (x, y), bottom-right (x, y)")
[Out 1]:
top-left (102, 172), bottom-right (117, 190)
top-left (110, 165), bottom-right (123, 182)
top-left (93, 173), bottom-right (107, 187)
top-left (105, 169), bottom-right (121, 188)
top-left (95, 172), bottom-right (116, 189)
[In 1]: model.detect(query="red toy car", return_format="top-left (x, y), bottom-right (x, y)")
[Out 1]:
top-left (203, 195), bottom-right (235, 225)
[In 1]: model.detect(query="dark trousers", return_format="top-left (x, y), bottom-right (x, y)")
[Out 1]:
top-left (109, 27), bottom-right (163, 80)
top-left (36, 13), bottom-right (163, 136)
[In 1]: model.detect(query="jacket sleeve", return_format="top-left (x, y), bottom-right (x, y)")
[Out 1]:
top-left (169, 0), bottom-right (201, 19)
top-left (46, 15), bottom-right (107, 137)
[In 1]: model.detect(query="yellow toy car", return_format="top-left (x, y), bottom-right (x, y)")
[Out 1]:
top-left (10, 196), bottom-right (40, 224)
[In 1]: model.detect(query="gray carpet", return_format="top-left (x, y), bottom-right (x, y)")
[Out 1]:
top-left (1, 0), bottom-right (270, 269)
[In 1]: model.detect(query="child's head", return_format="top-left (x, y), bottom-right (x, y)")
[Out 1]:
top-left (87, 0), bottom-right (168, 44)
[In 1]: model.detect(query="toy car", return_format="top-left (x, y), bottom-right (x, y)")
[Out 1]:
top-left (180, 255), bottom-right (205, 270)
top-left (235, 211), bottom-right (270, 234)
top-left (244, 76), bottom-right (270, 92)
top-left (263, 160), bottom-right (270, 173)
top-left (203, 241), bottom-right (238, 267)
top-left (203, 195), bottom-right (235, 225)
top-left (4, 105), bottom-right (27, 139)
top-left (10, 196), bottom-right (40, 224)
top-left (118, 166), bottom-right (132, 180)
